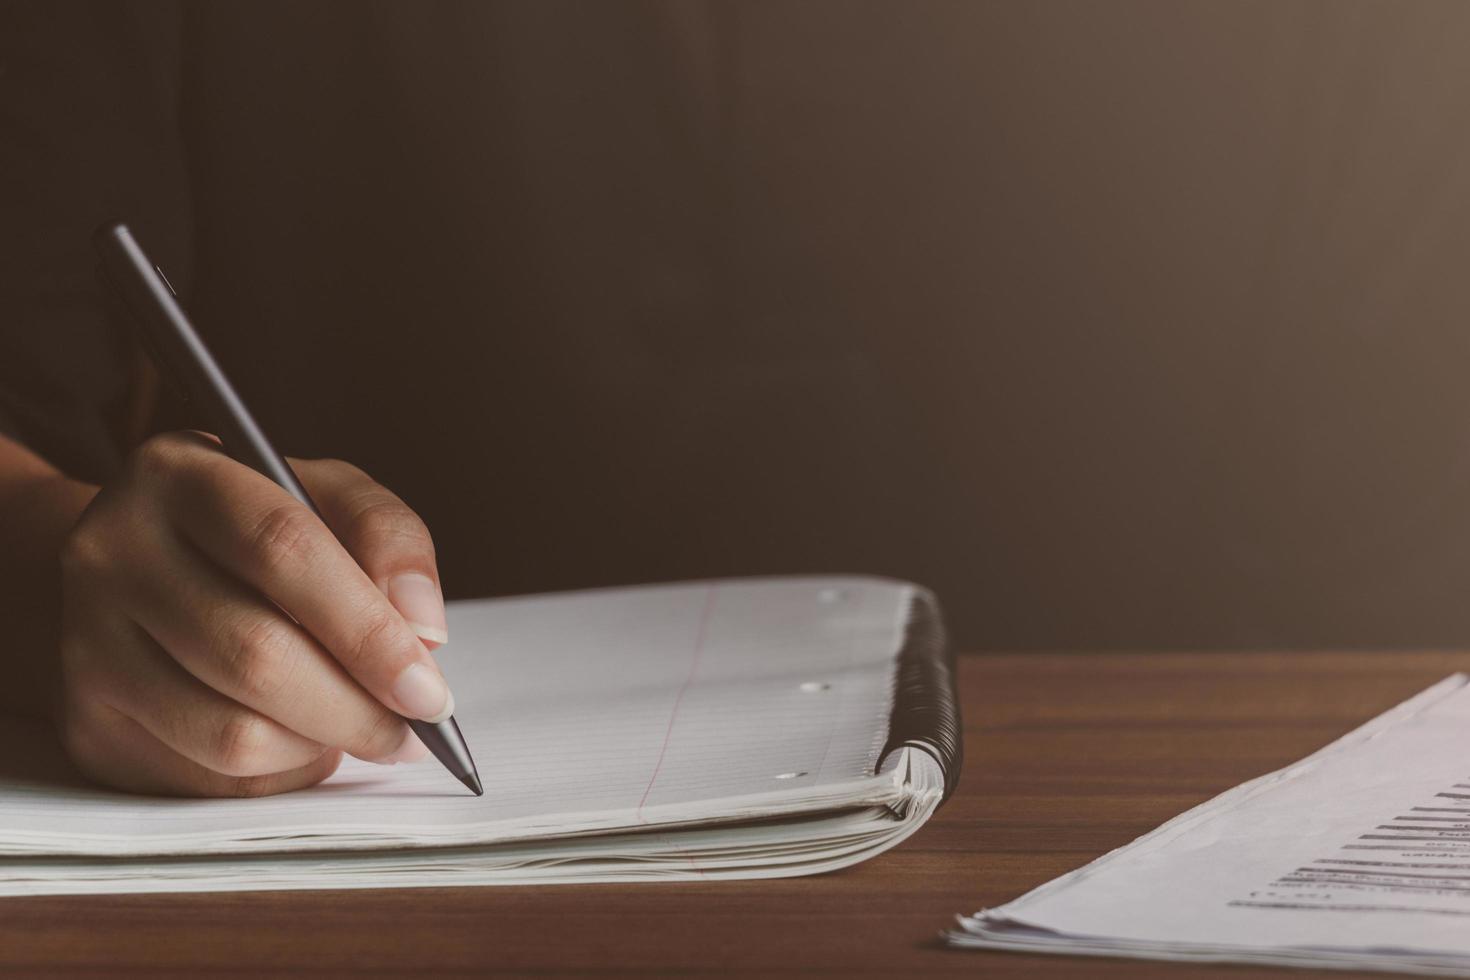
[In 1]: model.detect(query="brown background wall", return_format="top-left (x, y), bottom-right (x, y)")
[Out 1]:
top-left (697, 0), bottom-right (1470, 650)
top-left (42, 0), bottom-right (1469, 653)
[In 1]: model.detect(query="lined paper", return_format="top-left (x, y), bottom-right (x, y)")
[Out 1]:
top-left (0, 577), bottom-right (914, 858)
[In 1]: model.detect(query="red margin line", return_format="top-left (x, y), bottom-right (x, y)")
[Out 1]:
top-left (636, 584), bottom-right (719, 822)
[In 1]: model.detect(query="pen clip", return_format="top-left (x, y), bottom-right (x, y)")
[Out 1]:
top-left (153, 264), bottom-right (180, 299)
top-left (94, 261), bottom-right (191, 405)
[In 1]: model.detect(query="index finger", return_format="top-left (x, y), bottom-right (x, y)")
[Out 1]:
top-left (166, 452), bottom-right (456, 724)
top-left (292, 458), bottom-right (448, 650)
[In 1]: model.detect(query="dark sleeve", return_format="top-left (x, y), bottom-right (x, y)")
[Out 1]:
top-left (0, 0), bottom-right (190, 484)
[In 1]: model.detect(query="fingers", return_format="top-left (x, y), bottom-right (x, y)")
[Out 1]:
top-left (78, 613), bottom-right (328, 777)
top-left (64, 699), bottom-right (343, 798)
top-left (120, 543), bottom-right (420, 764)
top-left (57, 431), bottom-right (448, 798)
top-left (163, 446), bottom-right (458, 725)
top-left (294, 458), bottom-right (447, 648)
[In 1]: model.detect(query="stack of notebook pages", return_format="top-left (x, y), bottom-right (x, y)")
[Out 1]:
top-left (0, 576), bottom-right (959, 895)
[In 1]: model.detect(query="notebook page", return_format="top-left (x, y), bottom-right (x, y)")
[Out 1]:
top-left (0, 577), bottom-right (915, 857)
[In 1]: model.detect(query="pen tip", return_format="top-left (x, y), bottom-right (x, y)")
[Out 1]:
top-left (462, 770), bottom-right (484, 797)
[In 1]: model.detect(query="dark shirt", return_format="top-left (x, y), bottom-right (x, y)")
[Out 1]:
top-left (0, 1), bottom-right (928, 602)
top-left (1, 1), bottom-right (191, 481)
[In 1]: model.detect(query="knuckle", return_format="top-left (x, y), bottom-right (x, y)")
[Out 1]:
top-left (220, 615), bottom-right (296, 701)
top-left (212, 712), bottom-right (273, 776)
top-left (128, 432), bottom-right (194, 484)
top-left (314, 457), bottom-right (366, 482)
top-left (246, 503), bottom-right (320, 576)
top-left (351, 496), bottom-right (434, 557)
top-left (343, 607), bottom-right (409, 672)
top-left (59, 522), bottom-right (112, 581)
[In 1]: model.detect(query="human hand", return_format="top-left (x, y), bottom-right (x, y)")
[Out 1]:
top-left (56, 431), bottom-right (453, 796)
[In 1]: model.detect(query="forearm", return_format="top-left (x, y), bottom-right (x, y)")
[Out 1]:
top-left (0, 434), bottom-right (98, 721)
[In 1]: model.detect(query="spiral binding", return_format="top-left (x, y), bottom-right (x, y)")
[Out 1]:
top-left (880, 588), bottom-right (963, 803)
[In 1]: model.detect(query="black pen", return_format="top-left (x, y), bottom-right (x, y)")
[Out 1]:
top-left (92, 221), bottom-right (483, 796)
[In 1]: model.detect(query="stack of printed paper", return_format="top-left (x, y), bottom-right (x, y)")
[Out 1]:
top-left (951, 673), bottom-right (1470, 976)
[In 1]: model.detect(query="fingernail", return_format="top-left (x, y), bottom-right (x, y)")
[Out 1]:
top-left (386, 573), bottom-right (448, 645)
top-left (379, 730), bottom-right (430, 765)
top-left (391, 662), bottom-right (455, 723)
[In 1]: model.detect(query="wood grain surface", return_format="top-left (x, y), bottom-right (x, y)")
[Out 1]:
top-left (4, 649), bottom-right (1467, 977)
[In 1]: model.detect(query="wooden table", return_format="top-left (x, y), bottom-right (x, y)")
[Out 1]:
top-left (4, 649), bottom-right (1467, 977)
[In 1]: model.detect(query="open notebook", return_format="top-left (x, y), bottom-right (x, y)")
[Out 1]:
top-left (0, 576), bottom-right (959, 895)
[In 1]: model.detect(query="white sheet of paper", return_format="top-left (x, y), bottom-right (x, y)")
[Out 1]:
top-left (951, 673), bottom-right (1470, 976)
top-left (0, 576), bottom-right (946, 895)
